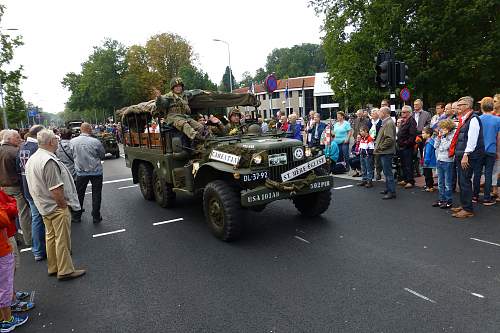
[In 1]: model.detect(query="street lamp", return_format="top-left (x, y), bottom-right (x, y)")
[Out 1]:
top-left (213, 38), bottom-right (232, 92)
top-left (0, 28), bottom-right (19, 129)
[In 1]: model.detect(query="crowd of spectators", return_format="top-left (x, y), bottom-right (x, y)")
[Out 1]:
top-left (0, 122), bottom-right (106, 331)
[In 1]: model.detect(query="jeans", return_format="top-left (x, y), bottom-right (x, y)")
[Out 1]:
top-left (456, 156), bottom-right (481, 212)
top-left (379, 154), bottom-right (396, 194)
top-left (26, 197), bottom-right (46, 258)
top-left (338, 143), bottom-right (350, 168)
top-left (472, 155), bottom-right (485, 199)
top-left (360, 155), bottom-right (374, 181)
top-left (436, 161), bottom-right (453, 204)
top-left (398, 147), bottom-right (415, 185)
top-left (75, 175), bottom-right (103, 219)
top-left (482, 153), bottom-right (496, 201)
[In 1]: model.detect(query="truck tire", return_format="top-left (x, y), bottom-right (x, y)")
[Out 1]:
top-left (153, 170), bottom-right (176, 208)
top-left (138, 163), bottom-right (154, 201)
top-left (292, 190), bottom-right (331, 217)
top-left (203, 180), bottom-right (243, 241)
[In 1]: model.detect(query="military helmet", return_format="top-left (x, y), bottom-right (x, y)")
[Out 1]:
top-left (170, 77), bottom-right (184, 90)
top-left (247, 124), bottom-right (262, 135)
top-left (228, 107), bottom-right (241, 119)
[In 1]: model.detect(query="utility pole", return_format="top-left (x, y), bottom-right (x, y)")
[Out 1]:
top-left (0, 76), bottom-right (7, 129)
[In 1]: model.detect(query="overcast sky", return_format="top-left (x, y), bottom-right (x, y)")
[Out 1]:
top-left (2, 0), bottom-right (323, 114)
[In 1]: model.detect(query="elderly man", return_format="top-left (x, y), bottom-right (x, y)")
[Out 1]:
top-left (369, 108), bottom-right (383, 180)
top-left (0, 130), bottom-right (32, 246)
top-left (71, 123), bottom-right (105, 224)
top-left (307, 112), bottom-right (326, 148)
top-left (478, 97), bottom-right (500, 206)
top-left (352, 109), bottom-right (370, 139)
top-left (397, 105), bottom-right (417, 188)
top-left (374, 107), bottom-right (397, 199)
top-left (16, 125), bottom-right (46, 261)
top-left (25, 129), bottom-right (85, 280)
top-left (449, 96), bottom-right (485, 218)
top-left (413, 99), bottom-right (431, 172)
top-left (286, 113), bottom-right (303, 141)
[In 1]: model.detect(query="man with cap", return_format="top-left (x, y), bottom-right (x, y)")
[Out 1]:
top-left (224, 107), bottom-right (246, 136)
top-left (155, 77), bottom-right (207, 140)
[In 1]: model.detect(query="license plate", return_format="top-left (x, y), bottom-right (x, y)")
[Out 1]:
top-left (269, 153), bottom-right (287, 166)
top-left (281, 155), bottom-right (326, 182)
top-left (242, 171), bottom-right (269, 182)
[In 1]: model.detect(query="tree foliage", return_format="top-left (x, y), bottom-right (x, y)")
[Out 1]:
top-left (266, 43), bottom-right (326, 79)
top-left (179, 65), bottom-right (217, 91)
top-left (0, 4), bottom-right (26, 129)
top-left (220, 66), bottom-right (236, 92)
top-left (310, 0), bottom-right (500, 108)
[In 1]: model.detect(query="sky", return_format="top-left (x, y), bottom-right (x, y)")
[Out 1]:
top-left (1, 0), bottom-right (324, 114)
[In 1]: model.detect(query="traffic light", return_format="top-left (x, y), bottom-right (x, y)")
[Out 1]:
top-left (395, 61), bottom-right (409, 85)
top-left (375, 51), bottom-right (392, 88)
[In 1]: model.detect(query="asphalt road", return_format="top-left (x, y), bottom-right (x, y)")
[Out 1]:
top-left (15, 149), bottom-right (500, 333)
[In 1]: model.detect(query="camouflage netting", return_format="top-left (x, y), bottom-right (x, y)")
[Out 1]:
top-left (116, 100), bottom-right (157, 120)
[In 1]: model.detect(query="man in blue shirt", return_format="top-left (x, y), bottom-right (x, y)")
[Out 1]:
top-left (479, 97), bottom-right (500, 205)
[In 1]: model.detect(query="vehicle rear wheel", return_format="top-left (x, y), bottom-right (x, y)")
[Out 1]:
top-left (138, 163), bottom-right (154, 201)
top-left (292, 190), bottom-right (331, 217)
top-left (153, 170), bottom-right (176, 208)
top-left (203, 180), bottom-right (243, 241)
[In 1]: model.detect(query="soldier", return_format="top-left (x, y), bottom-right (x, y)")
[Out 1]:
top-left (155, 77), bottom-right (207, 140)
top-left (225, 107), bottom-right (246, 136)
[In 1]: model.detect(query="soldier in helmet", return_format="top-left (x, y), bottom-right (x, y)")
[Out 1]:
top-left (225, 107), bottom-right (247, 136)
top-left (155, 77), bottom-right (207, 140)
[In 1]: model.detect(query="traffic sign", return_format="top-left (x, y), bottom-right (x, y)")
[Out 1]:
top-left (400, 87), bottom-right (411, 102)
top-left (264, 74), bottom-right (278, 93)
top-left (28, 108), bottom-right (38, 117)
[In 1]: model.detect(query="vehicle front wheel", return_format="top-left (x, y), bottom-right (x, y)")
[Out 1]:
top-left (138, 163), bottom-right (154, 201)
top-left (153, 170), bottom-right (176, 208)
top-left (203, 180), bottom-right (243, 241)
top-left (292, 190), bottom-right (331, 217)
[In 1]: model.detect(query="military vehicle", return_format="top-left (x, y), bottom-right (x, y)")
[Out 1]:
top-left (118, 91), bottom-right (333, 241)
top-left (66, 120), bottom-right (83, 137)
top-left (96, 132), bottom-right (120, 159)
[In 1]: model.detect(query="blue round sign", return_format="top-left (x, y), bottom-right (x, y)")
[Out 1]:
top-left (400, 87), bottom-right (411, 102)
top-left (265, 74), bottom-right (278, 93)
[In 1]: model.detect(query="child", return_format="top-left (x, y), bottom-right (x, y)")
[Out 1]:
top-left (422, 127), bottom-right (436, 192)
top-left (357, 126), bottom-right (375, 188)
top-left (0, 190), bottom-right (29, 331)
top-left (349, 135), bottom-right (362, 177)
top-left (323, 130), bottom-right (340, 174)
top-left (432, 119), bottom-right (456, 208)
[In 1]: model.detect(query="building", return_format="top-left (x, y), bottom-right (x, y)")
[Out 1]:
top-left (233, 72), bottom-right (337, 120)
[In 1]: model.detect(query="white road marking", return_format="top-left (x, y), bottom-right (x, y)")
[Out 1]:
top-left (89, 178), bottom-right (133, 187)
top-left (20, 247), bottom-right (32, 253)
top-left (471, 293), bottom-right (485, 298)
top-left (470, 238), bottom-right (500, 248)
top-left (118, 185), bottom-right (138, 190)
top-left (294, 236), bottom-right (311, 244)
top-left (85, 192), bottom-right (92, 195)
top-left (92, 229), bottom-right (126, 238)
top-left (120, 154), bottom-right (125, 158)
top-left (404, 288), bottom-right (436, 303)
top-left (153, 218), bottom-right (184, 226)
top-left (334, 185), bottom-right (354, 190)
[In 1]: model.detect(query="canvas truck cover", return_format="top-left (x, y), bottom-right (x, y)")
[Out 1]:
top-left (116, 90), bottom-right (260, 120)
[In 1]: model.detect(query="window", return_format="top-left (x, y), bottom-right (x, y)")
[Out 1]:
top-left (286, 107), bottom-right (294, 116)
top-left (262, 94), bottom-right (266, 100)
top-left (272, 92), bottom-right (280, 99)
top-left (298, 91), bottom-right (303, 97)
top-left (287, 91), bottom-right (293, 98)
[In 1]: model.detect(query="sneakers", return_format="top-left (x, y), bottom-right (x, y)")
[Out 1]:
top-left (404, 183), bottom-right (414, 189)
top-left (472, 196), bottom-right (479, 203)
top-left (452, 209), bottom-right (474, 218)
top-left (398, 181), bottom-right (407, 186)
top-left (376, 173), bottom-right (382, 181)
top-left (451, 206), bottom-right (463, 213)
top-left (432, 201), bottom-right (442, 207)
top-left (0, 314), bottom-right (28, 332)
top-left (382, 192), bottom-right (396, 200)
top-left (365, 181), bottom-right (373, 188)
top-left (483, 200), bottom-right (496, 206)
top-left (357, 181), bottom-right (367, 187)
top-left (440, 202), bottom-right (452, 209)
top-left (93, 215), bottom-right (103, 224)
top-left (58, 269), bottom-right (86, 281)
top-left (425, 187), bottom-right (436, 192)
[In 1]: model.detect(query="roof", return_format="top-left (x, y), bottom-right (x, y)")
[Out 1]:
top-left (234, 75), bottom-right (315, 94)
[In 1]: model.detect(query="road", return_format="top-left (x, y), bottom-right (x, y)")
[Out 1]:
top-left (15, 149), bottom-right (500, 332)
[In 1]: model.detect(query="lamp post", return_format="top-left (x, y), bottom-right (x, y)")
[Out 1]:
top-left (213, 38), bottom-right (232, 92)
top-left (0, 28), bottom-right (19, 129)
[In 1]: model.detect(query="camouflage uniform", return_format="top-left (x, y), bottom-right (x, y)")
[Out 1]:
top-left (155, 77), bottom-right (203, 140)
top-left (224, 108), bottom-right (246, 136)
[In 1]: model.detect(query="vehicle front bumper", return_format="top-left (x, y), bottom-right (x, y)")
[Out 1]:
top-left (240, 175), bottom-right (333, 207)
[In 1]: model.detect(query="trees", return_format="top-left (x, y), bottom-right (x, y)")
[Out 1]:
top-left (310, 0), bottom-right (500, 108)
top-left (266, 43), bottom-right (326, 79)
top-left (179, 65), bottom-right (217, 91)
top-left (220, 66), bottom-right (236, 92)
top-left (0, 4), bottom-right (25, 129)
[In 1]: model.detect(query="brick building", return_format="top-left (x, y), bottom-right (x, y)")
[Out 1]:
top-left (233, 72), bottom-right (336, 120)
